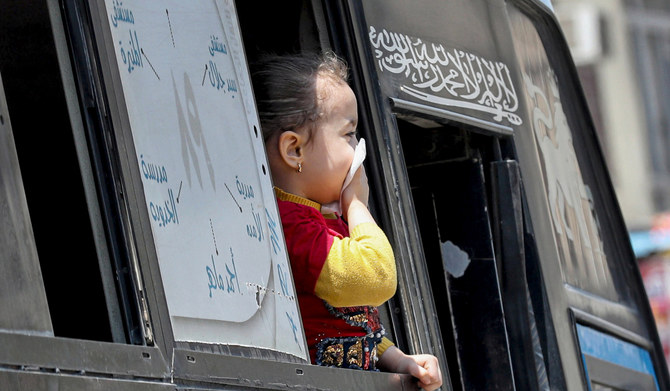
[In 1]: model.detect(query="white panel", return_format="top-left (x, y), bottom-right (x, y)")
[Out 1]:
top-left (103, 0), bottom-right (307, 359)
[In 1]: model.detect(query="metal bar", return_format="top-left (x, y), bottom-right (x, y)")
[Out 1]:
top-left (570, 307), bottom-right (653, 351)
top-left (0, 332), bottom-right (169, 379)
top-left (491, 160), bottom-right (541, 391)
top-left (390, 97), bottom-right (514, 136)
top-left (172, 348), bottom-right (416, 391)
top-left (46, 0), bottom-right (126, 344)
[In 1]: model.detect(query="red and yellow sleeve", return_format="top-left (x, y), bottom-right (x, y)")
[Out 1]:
top-left (314, 222), bottom-right (397, 307)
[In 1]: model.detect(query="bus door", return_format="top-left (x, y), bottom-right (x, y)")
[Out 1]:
top-left (323, 0), bottom-right (670, 390)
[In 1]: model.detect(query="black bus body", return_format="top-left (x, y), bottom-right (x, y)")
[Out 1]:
top-left (0, 0), bottom-right (666, 390)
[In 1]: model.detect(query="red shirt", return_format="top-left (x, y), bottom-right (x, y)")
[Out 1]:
top-left (277, 199), bottom-right (369, 362)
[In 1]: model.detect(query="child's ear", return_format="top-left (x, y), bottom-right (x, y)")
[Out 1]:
top-left (277, 130), bottom-right (304, 171)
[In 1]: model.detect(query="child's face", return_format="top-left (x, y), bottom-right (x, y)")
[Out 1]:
top-left (301, 77), bottom-right (359, 205)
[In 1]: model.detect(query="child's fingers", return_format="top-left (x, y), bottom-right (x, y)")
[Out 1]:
top-left (418, 380), bottom-right (441, 391)
top-left (417, 367), bottom-right (442, 390)
top-left (360, 166), bottom-right (368, 187)
top-left (406, 362), bottom-right (429, 382)
top-left (350, 164), bottom-right (366, 185)
top-left (345, 165), bottom-right (369, 204)
top-left (410, 355), bottom-right (442, 391)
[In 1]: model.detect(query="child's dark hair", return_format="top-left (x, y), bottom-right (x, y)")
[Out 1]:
top-left (252, 51), bottom-right (349, 142)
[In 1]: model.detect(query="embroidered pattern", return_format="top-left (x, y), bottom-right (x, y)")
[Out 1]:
top-left (315, 303), bottom-right (386, 370)
top-left (316, 335), bottom-right (379, 370)
top-left (325, 303), bottom-right (383, 334)
top-left (322, 343), bottom-right (344, 365)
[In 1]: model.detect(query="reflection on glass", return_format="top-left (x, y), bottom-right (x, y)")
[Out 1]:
top-left (508, 5), bottom-right (619, 301)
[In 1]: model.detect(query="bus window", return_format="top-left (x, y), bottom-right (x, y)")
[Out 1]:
top-left (0, 0), bottom-right (415, 388)
top-left (0, 0), bottom-right (135, 343)
top-left (576, 323), bottom-right (660, 391)
top-left (237, 0), bottom-right (401, 350)
top-left (397, 117), bottom-right (514, 390)
top-left (508, 1), bottom-right (632, 307)
top-left (391, 110), bottom-right (562, 390)
top-left (0, 72), bottom-right (53, 335)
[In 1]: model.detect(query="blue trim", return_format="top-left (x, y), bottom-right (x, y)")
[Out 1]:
top-left (576, 324), bottom-right (660, 390)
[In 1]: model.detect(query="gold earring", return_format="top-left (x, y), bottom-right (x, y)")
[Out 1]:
top-left (297, 162), bottom-right (303, 173)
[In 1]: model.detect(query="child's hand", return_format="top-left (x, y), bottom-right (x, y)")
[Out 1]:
top-left (377, 346), bottom-right (443, 391)
top-left (342, 165), bottom-right (369, 209)
top-left (341, 166), bottom-right (373, 228)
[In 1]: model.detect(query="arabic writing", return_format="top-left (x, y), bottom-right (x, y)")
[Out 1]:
top-left (209, 35), bottom-right (228, 56)
top-left (369, 26), bottom-right (522, 125)
top-left (139, 154), bottom-right (179, 228)
top-left (227, 78), bottom-right (238, 93)
top-left (119, 29), bottom-right (143, 74)
top-left (149, 188), bottom-right (179, 227)
top-left (266, 208), bottom-right (281, 255)
top-left (246, 205), bottom-right (264, 242)
top-left (110, 0), bottom-right (134, 27)
top-left (286, 312), bottom-right (299, 344)
top-left (207, 248), bottom-right (240, 298)
top-left (236, 175), bottom-right (254, 200)
top-left (207, 60), bottom-right (238, 95)
top-left (277, 263), bottom-right (289, 296)
top-left (208, 60), bottom-right (226, 90)
top-left (109, 2), bottom-right (143, 75)
top-left (203, 32), bottom-right (238, 96)
top-left (141, 155), bottom-right (168, 184)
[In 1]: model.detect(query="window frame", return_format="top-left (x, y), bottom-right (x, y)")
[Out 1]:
top-left (59, 0), bottom-right (418, 388)
top-left (0, 0), bottom-right (170, 382)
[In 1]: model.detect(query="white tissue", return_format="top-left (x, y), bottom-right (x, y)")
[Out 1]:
top-left (322, 138), bottom-right (366, 215)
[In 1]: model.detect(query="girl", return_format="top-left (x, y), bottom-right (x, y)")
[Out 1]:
top-left (254, 52), bottom-right (441, 391)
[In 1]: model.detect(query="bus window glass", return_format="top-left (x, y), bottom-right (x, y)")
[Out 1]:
top-left (0, 0), bottom-right (123, 342)
top-left (507, 4), bottom-right (633, 305)
top-left (576, 323), bottom-right (660, 391)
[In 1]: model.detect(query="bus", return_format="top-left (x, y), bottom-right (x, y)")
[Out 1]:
top-left (1, 0), bottom-right (667, 390)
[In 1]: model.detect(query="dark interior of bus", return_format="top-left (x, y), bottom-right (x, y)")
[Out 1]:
top-left (395, 114), bottom-right (560, 389)
top-left (0, 0), bottom-right (115, 342)
top-left (399, 118), bottom-right (514, 389)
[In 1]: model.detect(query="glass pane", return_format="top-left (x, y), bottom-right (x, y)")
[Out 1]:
top-left (0, 0), bottom-right (117, 341)
top-left (507, 4), bottom-right (631, 304)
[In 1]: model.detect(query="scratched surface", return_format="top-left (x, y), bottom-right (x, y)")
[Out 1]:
top-left (104, 0), bottom-right (306, 359)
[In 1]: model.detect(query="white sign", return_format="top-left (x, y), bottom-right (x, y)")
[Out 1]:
top-left (104, 0), bottom-right (307, 359)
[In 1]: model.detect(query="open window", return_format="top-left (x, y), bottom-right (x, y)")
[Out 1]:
top-left (236, 0), bottom-right (402, 351)
top-left (396, 113), bottom-right (515, 390)
top-left (575, 321), bottom-right (660, 391)
top-left (389, 103), bottom-right (562, 390)
top-left (0, 0), bottom-right (142, 345)
top-left (54, 0), bottom-right (416, 389)
top-left (0, 0), bottom-right (169, 384)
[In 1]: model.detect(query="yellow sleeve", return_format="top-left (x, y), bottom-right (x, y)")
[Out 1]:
top-left (314, 222), bottom-right (397, 307)
top-left (377, 337), bottom-right (395, 357)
